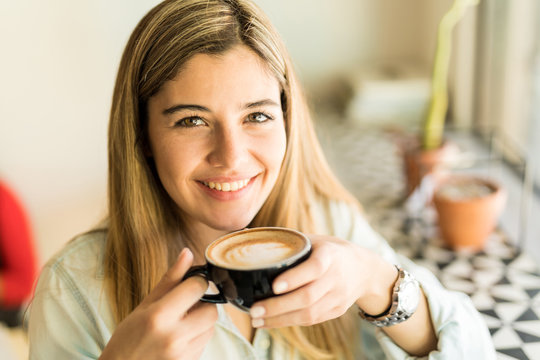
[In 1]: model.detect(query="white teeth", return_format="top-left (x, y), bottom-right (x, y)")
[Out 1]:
top-left (202, 179), bottom-right (250, 192)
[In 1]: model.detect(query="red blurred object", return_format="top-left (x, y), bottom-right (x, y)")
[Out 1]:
top-left (0, 181), bottom-right (38, 308)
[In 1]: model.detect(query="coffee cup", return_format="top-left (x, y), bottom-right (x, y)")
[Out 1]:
top-left (183, 227), bottom-right (311, 312)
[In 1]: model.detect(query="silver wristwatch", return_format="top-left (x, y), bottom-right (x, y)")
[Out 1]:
top-left (358, 266), bottom-right (420, 327)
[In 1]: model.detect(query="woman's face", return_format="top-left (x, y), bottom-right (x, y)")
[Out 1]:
top-left (147, 45), bottom-right (286, 238)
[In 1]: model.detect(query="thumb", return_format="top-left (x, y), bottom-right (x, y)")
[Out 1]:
top-left (142, 248), bottom-right (194, 305)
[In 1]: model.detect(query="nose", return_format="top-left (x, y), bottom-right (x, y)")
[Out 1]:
top-left (207, 126), bottom-right (248, 169)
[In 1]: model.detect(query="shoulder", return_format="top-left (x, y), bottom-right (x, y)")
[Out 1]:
top-left (34, 229), bottom-right (109, 305)
top-left (28, 229), bottom-right (113, 358)
top-left (44, 229), bottom-right (107, 276)
top-left (311, 198), bottom-right (364, 237)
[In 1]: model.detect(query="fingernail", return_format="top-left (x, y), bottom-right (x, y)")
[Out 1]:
top-left (250, 306), bottom-right (265, 318)
top-left (177, 249), bottom-right (186, 260)
top-left (252, 318), bottom-right (264, 328)
top-left (274, 281), bottom-right (287, 294)
top-left (178, 248), bottom-right (191, 262)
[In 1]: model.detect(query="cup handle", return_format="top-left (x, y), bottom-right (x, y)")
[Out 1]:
top-left (183, 265), bottom-right (227, 303)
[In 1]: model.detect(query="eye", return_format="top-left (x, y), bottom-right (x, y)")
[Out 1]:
top-left (175, 117), bottom-right (206, 127)
top-left (247, 112), bottom-right (273, 123)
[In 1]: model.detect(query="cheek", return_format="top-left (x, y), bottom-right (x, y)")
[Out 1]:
top-left (264, 117), bottom-right (287, 155)
top-left (272, 126), bottom-right (287, 167)
top-left (152, 140), bottom-right (194, 188)
top-left (275, 140), bottom-right (287, 168)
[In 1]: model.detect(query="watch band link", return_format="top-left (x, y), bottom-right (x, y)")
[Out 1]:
top-left (358, 265), bottom-right (420, 327)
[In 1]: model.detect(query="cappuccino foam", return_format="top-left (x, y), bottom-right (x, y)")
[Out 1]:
top-left (208, 229), bottom-right (307, 270)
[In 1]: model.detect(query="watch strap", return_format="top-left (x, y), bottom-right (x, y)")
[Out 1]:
top-left (358, 265), bottom-right (420, 327)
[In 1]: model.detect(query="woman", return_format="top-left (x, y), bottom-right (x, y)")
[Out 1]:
top-left (28, 0), bottom-right (494, 359)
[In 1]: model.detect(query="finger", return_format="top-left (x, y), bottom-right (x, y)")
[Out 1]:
top-left (164, 316), bottom-right (215, 359)
top-left (143, 248), bottom-right (194, 305)
top-left (158, 275), bottom-right (209, 315)
top-left (181, 303), bottom-right (218, 334)
top-left (183, 325), bottom-right (215, 359)
top-left (251, 278), bottom-right (331, 319)
top-left (253, 296), bottom-right (345, 329)
top-left (271, 245), bottom-right (332, 295)
top-left (189, 325), bottom-right (215, 348)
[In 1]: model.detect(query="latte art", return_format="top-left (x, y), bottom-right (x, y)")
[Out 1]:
top-left (207, 228), bottom-right (308, 270)
top-left (223, 240), bottom-right (298, 267)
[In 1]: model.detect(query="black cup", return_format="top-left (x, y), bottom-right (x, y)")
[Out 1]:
top-left (183, 227), bottom-right (311, 312)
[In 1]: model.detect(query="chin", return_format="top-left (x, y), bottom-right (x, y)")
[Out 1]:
top-left (208, 216), bottom-right (254, 233)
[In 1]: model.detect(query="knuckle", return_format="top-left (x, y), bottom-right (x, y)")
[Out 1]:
top-left (311, 255), bottom-right (326, 275)
top-left (162, 270), bottom-right (175, 283)
top-left (145, 309), bottom-right (165, 332)
top-left (335, 304), bottom-right (348, 317)
top-left (162, 333), bottom-right (178, 355)
top-left (303, 287), bottom-right (318, 306)
top-left (304, 307), bottom-right (318, 324)
top-left (160, 269), bottom-right (178, 286)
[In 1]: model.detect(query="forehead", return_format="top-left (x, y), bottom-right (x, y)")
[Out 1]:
top-left (154, 45), bottom-right (281, 104)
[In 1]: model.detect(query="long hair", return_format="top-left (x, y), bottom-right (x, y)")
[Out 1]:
top-left (106, 0), bottom-right (360, 358)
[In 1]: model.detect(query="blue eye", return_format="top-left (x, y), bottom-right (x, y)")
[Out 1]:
top-left (175, 117), bottom-right (206, 127)
top-left (247, 112), bottom-right (273, 123)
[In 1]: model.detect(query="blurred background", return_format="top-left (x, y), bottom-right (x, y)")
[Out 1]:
top-left (1, 0), bottom-right (539, 358)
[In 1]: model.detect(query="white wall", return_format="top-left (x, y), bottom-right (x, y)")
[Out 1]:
top-left (0, 0), bottom-right (438, 266)
top-left (0, 0), bottom-right (161, 264)
top-left (256, 0), bottom-right (435, 80)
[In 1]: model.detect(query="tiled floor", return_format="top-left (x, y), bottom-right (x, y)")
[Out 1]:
top-left (314, 116), bottom-right (540, 359)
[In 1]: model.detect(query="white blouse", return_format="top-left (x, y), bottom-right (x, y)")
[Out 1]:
top-left (28, 200), bottom-right (496, 359)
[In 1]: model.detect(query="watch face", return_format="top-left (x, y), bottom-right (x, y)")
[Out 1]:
top-left (398, 281), bottom-right (420, 313)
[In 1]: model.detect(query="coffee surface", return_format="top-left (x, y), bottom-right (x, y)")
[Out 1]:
top-left (208, 230), bottom-right (307, 269)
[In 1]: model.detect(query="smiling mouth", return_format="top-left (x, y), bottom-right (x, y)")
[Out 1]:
top-left (202, 179), bottom-right (250, 192)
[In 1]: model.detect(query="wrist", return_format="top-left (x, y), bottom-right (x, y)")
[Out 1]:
top-left (358, 266), bottom-right (421, 327)
top-left (355, 260), bottom-right (398, 316)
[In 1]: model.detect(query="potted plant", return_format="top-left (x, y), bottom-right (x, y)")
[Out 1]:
top-left (403, 0), bottom-right (480, 196)
top-left (433, 176), bottom-right (506, 251)
top-left (401, 0), bottom-right (508, 251)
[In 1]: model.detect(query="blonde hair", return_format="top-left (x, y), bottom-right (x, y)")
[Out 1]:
top-left (106, 0), bottom-right (360, 358)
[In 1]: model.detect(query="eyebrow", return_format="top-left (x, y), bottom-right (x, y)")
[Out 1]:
top-left (163, 104), bottom-right (210, 115)
top-left (162, 98), bottom-right (280, 115)
top-left (243, 99), bottom-right (280, 109)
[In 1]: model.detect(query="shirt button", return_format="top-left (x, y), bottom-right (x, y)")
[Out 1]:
top-left (259, 338), bottom-right (271, 350)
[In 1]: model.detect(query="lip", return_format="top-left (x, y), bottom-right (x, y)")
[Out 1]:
top-left (196, 175), bottom-right (256, 201)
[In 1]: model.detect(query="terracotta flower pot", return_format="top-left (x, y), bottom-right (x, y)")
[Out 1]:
top-left (433, 176), bottom-right (507, 251)
top-left (402, 139), bottom-right (454, 197)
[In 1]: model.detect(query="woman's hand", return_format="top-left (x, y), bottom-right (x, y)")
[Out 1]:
top-left (100, 248), bottom-right (218, 360)
top-left (249, 235), bottom-right (397, 328)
